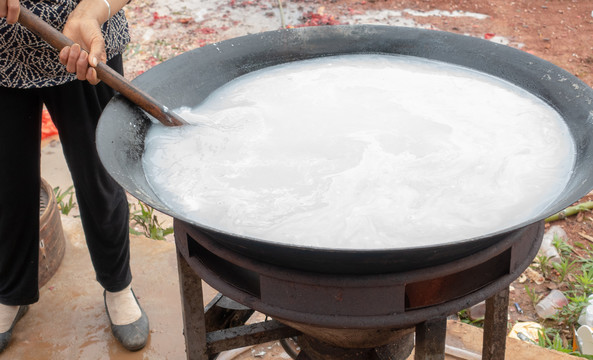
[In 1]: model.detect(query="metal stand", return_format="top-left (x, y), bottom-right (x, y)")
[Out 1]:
top-left (178, 250), bottom-right (301, 359)
top-left (177, 249), bottom-right (511, 360)
top-left (482, 289), bottom-right (511, 360)
top-left (415, 317), bottom-right (448, 360)
top-left (175, 218), bottom-right (542, 360)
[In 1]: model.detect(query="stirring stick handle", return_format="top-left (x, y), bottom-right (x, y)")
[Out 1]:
top-left (17, 6), bottom-right (187, 127)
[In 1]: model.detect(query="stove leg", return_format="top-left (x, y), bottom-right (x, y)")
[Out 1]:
top-left (177, 250), bottom-right (209, 360)
top-left (482, 287), bottom-right (510, 360)
top-left (415, 316), bottom-right (447, 360)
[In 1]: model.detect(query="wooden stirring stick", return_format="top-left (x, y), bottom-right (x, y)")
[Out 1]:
top-left (17, 6), bottom-right (188, 127)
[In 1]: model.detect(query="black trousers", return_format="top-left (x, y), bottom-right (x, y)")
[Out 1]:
top-left (0, 55), bottom-right (132, 305)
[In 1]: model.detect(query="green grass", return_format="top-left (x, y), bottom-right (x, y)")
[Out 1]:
top-left (129, 201), bottom-right (174, 240)
top-left (53, 185), bottom-right (76, 216)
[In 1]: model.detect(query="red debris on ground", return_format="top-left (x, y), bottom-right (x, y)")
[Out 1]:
top-left (230, 0), bottom-right (259, 8)
top-left (176, 18), bottom-right (194, 25)
top-left (148, 11), bottom-right (170, 26)
top-left (195, 39), bottom-right (208, 47)
top-left (198, 27), bottom-right (217, 34)
top-left (195, 39), bottom-right (208, 48)
top-left (144, 56), bottom-right (160, 67)
top-left (291, 12), bottom-right (341, 27)
top-left (348, 7), bottom-right (362, 15)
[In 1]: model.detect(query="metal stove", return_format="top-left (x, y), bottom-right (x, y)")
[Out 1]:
top-left (174, 218), bottom-right (543, 360)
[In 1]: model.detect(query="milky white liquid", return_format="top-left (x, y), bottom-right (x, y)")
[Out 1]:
top-left (143, 54), bottom-right (574, 249)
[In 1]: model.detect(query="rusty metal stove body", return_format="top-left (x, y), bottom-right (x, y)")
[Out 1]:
top-left (174, 218), bottom-right (544, 360)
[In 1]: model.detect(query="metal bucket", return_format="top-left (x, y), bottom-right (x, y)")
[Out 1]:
top-left (39, 178), bottom-right (65, 287)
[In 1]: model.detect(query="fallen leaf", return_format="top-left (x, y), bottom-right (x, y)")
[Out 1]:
top-left (524, 267), bottom-right (545, 285)
top-left (579, 232), bottom-right (593, 243)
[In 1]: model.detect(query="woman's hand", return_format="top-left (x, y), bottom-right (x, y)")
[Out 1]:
top-left (59, 0), bottom-right (110, 84)
top-left (0, 0), bottom-right (20, 24)
top-left (58, 22), bottom-right (105, 84)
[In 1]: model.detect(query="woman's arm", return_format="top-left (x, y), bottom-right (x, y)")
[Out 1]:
top-left (0, 0), bottom-right (129, 84)
top-left (59, 0), bottom-right (130, 84)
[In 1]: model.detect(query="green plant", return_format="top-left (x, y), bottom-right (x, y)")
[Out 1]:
top-left (536, 255), bottom-right (553, 279)
top-left (130, 201), bottom-right (173, 240)
top-left (575, 241), bottom-right (588, 251)
top-left (579, 248), bottom-right (593, 274)
top-left (538, 327), bottom-right (593, 358)
top-left (457, 309), bottom-right (484, 327)
top-left (553, 234), bottom-right (575, 257)
top-left (53, 185), bottom-right (76, 215)
top-left (554, 293), bottom-right (588, 326)
top-left (537, 327), bottom-right (583, 355)
top-left (553, 258), bottom-right (578, 283)
top-left (574, 267), bottom-right (593, 294)
top-left (537, 327), bottom-right (567, 351)
top-left (525, 285), bottom-right (543, 307)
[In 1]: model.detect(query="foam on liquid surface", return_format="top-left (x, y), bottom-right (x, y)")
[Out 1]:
top-left (143, 54), bottom-right (574, 249)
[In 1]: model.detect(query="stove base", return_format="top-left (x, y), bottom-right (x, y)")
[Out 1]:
top-left (174, 219), bottom-right (542, 359)
top-left (296, 333), bottom-right (414, 360)
top-left (177, 250), bottom-right (511, 360)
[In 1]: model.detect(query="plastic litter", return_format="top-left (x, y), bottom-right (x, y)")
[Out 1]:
top-left (535, 289), bottom-right (568, 318)
top-left (468, 301), bottom-right (485, 320)
top-left (508, 321), bottom-right (542, 343)
top-left (577, 325), bottom-right (593, 355)
top-left (538, 225), bottom-right (566, 263)
top-left (514, 302), bottom-right (523, 314)
top-left (578, 295), bottom-right (593, 326)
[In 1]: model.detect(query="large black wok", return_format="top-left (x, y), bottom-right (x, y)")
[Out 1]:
top-left (96, 25), bottom-right (593, 274)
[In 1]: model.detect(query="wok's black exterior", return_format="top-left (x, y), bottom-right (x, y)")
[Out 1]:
top-left (96, 25), bottom-right (593, 274)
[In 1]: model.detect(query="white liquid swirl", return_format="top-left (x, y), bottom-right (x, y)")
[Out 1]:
top-left (143, 54), bottom-right (574, 249)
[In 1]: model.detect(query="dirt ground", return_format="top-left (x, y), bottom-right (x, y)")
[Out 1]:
top-left (325, 0), bottom-right (593, 86)
top-left (124, 0), bottom-right (593, 86)
top-left (119, 0), bottom-right (593, 353)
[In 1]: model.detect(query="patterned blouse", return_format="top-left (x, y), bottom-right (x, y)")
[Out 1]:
top-left (0, 0), bottom-right (129, 88)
